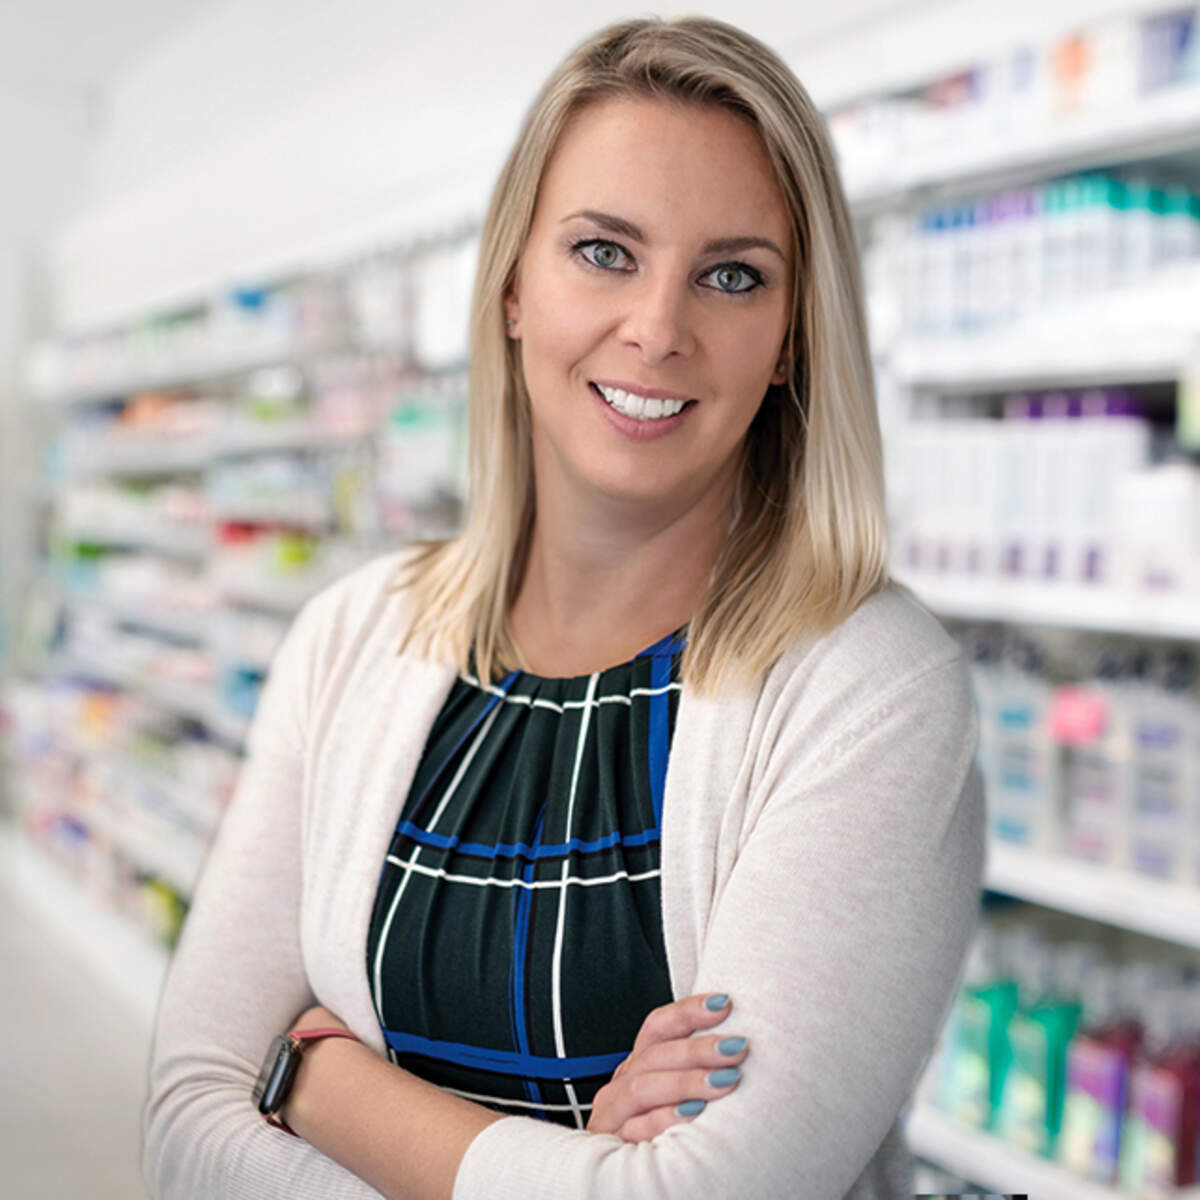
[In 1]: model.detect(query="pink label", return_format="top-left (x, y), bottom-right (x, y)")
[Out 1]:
top-left (1051, 687), bottom-right (1108, 745)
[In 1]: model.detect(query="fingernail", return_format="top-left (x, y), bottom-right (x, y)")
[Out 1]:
top-left (708, 1066), bottom-right (740, 1088)
top-left (717, 1037), bottom-right (747, 1055)
top-left (676, 1099), bottom-right (706, 1117)
top-left (704, 994), bottom-right (730, 1011)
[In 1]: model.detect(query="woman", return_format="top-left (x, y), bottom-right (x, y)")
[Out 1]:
top-left (143, 15), bottom-right (985, 1200)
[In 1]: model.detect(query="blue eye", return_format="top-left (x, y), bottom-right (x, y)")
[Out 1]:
top-left (567, 237), bottom-right (764, 297)
top-left (571, 238), bottom-right (630, 271)
top-left (705, 264), bottom-right (761, 295)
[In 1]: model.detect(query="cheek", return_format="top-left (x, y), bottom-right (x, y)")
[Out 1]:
top-left (526, 254), bottom-right (611, 340)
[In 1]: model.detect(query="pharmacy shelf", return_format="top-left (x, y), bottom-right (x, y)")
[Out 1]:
top-left (61, 421), bottom-right (373, 482)
top-left (895, 571), bottom-right (1200, 641)
top-left (848, 83), bottom-right (1200, 215)
top-left (57, 517), bottom-right (210, 561)
top-left (70, 591), bottom-right (214, 644)
top-left (208, 497), bottom-right (334, 530)
top-left (212, 419), bottom-right (374, 459)
top-left (51, 651), bottom-right (248, 748)
top-left (904, 1102), bottom-right (1200, 1200)
top-left (890, 261), bottom-right (1200, 392)
top-left (985, 842), bottom-right (1200, 951)
top-left (31, 334), bottom-right (347, 409)
top-left (0, 821), bottom-right (169, 1034)
top-left (210, 569), bottom-right (328, 615)
top-left (82, 802), bottom-right (206, 900)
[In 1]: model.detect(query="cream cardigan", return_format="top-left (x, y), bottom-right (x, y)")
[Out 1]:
top-left (142, 548), bottom-right (986, 1199)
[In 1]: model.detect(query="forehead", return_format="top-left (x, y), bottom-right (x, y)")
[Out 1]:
top-left (536, 96), bottom-right (790, 240)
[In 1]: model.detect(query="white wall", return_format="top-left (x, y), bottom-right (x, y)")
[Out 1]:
top-left (56, 0), bottom-right (1171, 333)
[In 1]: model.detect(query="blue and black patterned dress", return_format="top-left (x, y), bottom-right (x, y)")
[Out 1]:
top-left (366, 628), bottom-right (685, 1128)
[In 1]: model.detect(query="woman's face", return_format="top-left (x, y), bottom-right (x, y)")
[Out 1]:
top-left (506, 96), bottom-right (794, 514)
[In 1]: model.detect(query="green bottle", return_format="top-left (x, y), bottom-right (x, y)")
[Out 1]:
top-left (936, 927), bottom-right (1018, 1130)
top-left (996, 941), bottom-right (1085, 1156)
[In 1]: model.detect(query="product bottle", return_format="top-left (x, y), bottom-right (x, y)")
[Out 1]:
top-left (991, 635), bottom-right (1058, 850)
top-left (1058, 962), bottom-right (1143, 1182)
top-left (1126, 648), bottom-right (1198, 882)
top-left (995, 940), bottom-right (1084, 1156)
top-left (1120, 986), bottom-right (1200, 1195)
top-left (1057, 644), bottom-right (1134, 866)
top-left (936, 924), bottom-right (1018, 1130)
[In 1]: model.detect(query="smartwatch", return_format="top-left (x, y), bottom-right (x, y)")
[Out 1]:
top-left (253, 1026), bottom-right (361, 1136)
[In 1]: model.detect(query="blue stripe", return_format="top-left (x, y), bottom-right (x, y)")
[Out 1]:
top-left (394, 820), bottom-right (659, 859)
top-left (648, 650), bottom-right (670, 831)
top-left (510, 807), bottom-right (546, 1113)
top-left (382, 1031), bottom-right (627, 1080)
top-left (637, 629), bottom-right (687, 658)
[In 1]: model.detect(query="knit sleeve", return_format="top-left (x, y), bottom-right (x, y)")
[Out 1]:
top-left (140, 586), bottom-right (386, 1200)
top-left (450, 652), bottom-right (986, 1200)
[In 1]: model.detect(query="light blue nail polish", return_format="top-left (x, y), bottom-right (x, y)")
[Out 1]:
top-left (704, 993), bottom-right (730, 1011)
top-left (717, 1036), bottom-right (746, 1055)
top-left (676, 1099), bottom-right (706, 1117)
top-left (708, 1066), bottom-right (740, 1088)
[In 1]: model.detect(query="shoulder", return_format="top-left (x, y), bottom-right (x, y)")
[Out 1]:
top-left (775, 577), bottom-right (962, 690)
top-left (268, 545), bottom-right (428, 684)
top-left (753, 578), bottom-right (972, 767)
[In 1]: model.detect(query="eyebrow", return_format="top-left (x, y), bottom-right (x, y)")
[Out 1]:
top-left (561, 209), bottom-right (786, 262)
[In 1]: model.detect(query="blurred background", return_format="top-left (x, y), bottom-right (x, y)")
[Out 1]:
top-left (1, 0), bottom-right (1200, 1196)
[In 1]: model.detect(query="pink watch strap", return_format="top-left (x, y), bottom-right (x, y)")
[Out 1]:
top-left (291, 1026), bottom-right (361, 1045)
top-left (266, 1026), bottom-right (362, 1137)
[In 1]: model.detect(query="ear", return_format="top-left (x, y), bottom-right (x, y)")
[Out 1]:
top-left (503, 286), bottom-right (521, 336)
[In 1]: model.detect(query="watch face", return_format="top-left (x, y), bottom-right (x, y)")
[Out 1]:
top-left (253, 1034), bottom-right (299, 1116)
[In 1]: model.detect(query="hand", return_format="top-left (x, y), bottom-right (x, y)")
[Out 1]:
top-left (586, 993), bottom-right (749, 1142)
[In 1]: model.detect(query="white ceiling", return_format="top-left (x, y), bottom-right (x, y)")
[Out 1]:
top-left (0, 0), bottom-right (211, 95)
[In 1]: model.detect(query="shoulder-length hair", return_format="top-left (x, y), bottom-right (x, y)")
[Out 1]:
top-left (393, 15), bottom-right (890, 695)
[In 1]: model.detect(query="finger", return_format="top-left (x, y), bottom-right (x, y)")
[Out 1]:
top-left (626, 1032), bottom-right (750, 1077)
top-left (630, 992), bottom-right (733, 1057)
top-left (608, 1063), bottom-right (743, 1130)
top-left (617, 1099), bottom-right (708, 1144)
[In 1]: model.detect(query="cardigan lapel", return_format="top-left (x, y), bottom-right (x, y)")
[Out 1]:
top-left (311, 648), bottom-right (458, 1053)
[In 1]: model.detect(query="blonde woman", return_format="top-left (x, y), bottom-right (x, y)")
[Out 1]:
top-left (143, 15), bottom-right (985, 1200)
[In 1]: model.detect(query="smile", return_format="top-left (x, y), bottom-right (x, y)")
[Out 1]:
top-left (591, 383), bottom-right (691, 421)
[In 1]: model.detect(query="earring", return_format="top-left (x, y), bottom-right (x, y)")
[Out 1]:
top-left (506, 318), bottom-right (516, 330)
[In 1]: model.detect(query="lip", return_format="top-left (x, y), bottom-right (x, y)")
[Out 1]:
top-left (591, 378), bottom-right (696, 403)
top-left (588, 380), bottom-right (694, 442)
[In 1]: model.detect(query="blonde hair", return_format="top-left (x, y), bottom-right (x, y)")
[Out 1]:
top-left (393, 15), bottom-right (890, 694)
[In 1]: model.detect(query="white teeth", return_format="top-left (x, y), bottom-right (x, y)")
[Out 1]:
top-left (596, 385), bottom-right (687, 420)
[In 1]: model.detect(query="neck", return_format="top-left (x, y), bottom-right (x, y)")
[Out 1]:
top-left (509, 461), bottom-right (737, 677)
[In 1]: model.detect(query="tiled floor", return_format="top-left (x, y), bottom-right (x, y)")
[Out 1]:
top-left (0, 876), bottom-right (152, 1199)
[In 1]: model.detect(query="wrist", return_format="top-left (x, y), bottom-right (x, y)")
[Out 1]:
top-left (281, 1031), bottom-right (372, 1138)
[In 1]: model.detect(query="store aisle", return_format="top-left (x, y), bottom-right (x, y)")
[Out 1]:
top-left (0, 880), bottom-right (152, 1199)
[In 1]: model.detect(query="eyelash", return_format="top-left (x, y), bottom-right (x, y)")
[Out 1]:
top-left (567, 237), bottom-right (766, 298)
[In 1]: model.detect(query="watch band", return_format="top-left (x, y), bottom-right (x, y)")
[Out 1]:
top-left (261, 1026), bottom-right (361, 1137)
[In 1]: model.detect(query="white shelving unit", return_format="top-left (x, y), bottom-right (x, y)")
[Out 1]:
top-left (846, 77), bottom-right (1200, 213)
top-left (892, 571), bottom-right (1200, 641)
top-left (905, 1102), bottom-right (1200, 1200)
top-left (889, 262), bottom-right (1200, 393)
top-left (845, 10), bottom-right (1200, 1195)
top-left (985, 842), bottom-right (1200, 950)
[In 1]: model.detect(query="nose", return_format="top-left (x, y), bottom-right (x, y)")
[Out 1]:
top-left (618, 271), bottom-right (697, 363)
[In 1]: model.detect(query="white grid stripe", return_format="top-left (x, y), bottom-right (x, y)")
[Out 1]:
top-left (550, 669), bottom-right (599, 1130)
top-left (443, 1087), bottom-right (594, 1113)
top-left (459, 674), bottom-right (680, 714)
top-left (370, 699), bottom-right (505, 1035)
top-left (385, 855), bottom-right (660, 890)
